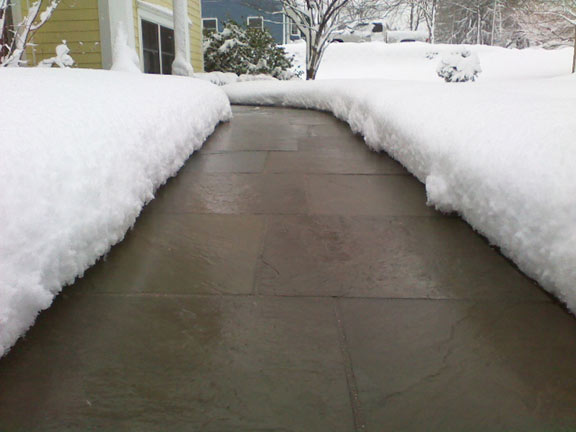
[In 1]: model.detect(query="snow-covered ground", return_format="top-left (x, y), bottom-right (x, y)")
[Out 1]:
top-left (226, 42), bottom-right (576, 313)
top-left (0, 68), bottom-right (231, 356)
top-left (284, 40), bottom-right (573, 81)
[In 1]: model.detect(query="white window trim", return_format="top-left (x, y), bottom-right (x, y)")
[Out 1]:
top-left (136, 0), bottom-right (191, 70)
top-left (138, 0), bottom-right (174, 30)
top-left (202, 17), bottom-right (218, 31)
top-left (247, 16), bottom-right (264, 30)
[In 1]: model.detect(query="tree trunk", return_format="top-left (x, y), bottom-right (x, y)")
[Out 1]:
top-left (306, 35), bottom-right (320, 80)
top-left (490, 0), bottom-right (497, 46)
top-left (172, 0), bottom-right (193, 76)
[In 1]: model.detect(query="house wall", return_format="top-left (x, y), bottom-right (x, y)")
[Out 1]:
top-left (22, 0), bottom-right (102, 69)
top-left (20, 0), bottom-right (203, 71)
top-left (202, 0), bottom-right (285, 44)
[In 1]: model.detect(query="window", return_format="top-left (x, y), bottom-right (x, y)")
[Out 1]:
top-left (0, 5), bottom-right (14, 60)
top-left (372, 23), bottom-right (383, 33)
top-left (202, 18), bottom-right (218, 33)
top-left (290, 22), bottom-right (300, 36)
top-left (247, 16), bottom-right (263, 30)
top-left (141, 19), bottom-right (175, 75)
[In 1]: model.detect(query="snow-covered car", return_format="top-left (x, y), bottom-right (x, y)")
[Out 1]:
top-left (385, 30), bottom-right (429, 43)
top-left (330, 21), bottom-right (386, 43)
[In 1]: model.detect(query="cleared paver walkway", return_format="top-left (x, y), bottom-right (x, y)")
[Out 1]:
top-left (1, 106), bottom-right (576, 431)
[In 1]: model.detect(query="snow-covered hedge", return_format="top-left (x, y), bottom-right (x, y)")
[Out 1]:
top-left (224, 77), bottom-right (576, 313)
top-left (0, 68), bottom-right (231, 356)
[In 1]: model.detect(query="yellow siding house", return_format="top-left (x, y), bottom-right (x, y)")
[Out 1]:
top-left (12, 0), bottom-right (203, 72)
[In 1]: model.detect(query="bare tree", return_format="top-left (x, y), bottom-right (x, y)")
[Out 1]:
top-left (513, 0), bottom-right (575, 70)
top-left (378, 0), bottom-right (437, 41)
top-left (536, 0), bottom-right (575, 71)
top-left (341, 0), bottom-right (391, 21)
top-left (283, 0), bottom-right (352, 79)
top-left (1, 0), bottom-right (60, 67)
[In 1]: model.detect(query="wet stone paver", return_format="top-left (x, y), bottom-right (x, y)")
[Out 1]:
top-left (1, 106), bottom-right (576, 432)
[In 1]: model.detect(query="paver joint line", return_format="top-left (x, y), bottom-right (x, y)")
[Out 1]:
top-left (333, 298), bottom-right (367, 432)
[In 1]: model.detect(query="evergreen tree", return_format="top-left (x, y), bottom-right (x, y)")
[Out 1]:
top-left (203, 21), bottom-right (295, 78)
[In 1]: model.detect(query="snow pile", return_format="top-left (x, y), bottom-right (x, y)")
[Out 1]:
top-left (386, 30), bottom-right (428, 43)
top-left (36, 40), bottom-right (75, 68)
top-left (111, 25), bottom-right (142, 73)
top-left (194, 71), bottom-right (239, 86)
top-left (0, 68), bottom-right (231, 356)
top-left (238, 73), bottom-right (278, 82)
top-left (224, 75), bottom-right (576, 312)
top-left (193, 71), bottom-right (279, 86)
top-left (437, 48), bottom-right (482, 82)
top-left (282, 41), bottom-right (574, 81)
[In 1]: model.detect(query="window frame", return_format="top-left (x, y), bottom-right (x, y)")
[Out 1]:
top-left (290, 21), bottom-right (300, 36)
top-left (140, 18), bottom-right (175, 75)
top-left (247, 16), bottom-right (264, 30)
top-left (137, 0), bottom-right (191, 74)
top-left (202, 17), bottom-right (218, 32)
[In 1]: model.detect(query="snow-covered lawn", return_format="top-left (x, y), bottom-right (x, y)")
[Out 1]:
top-left (0, 68), bottom-right (231, 356)
top-left (225, 42), bottom-right (576, 314)
top-left (284, 40), bottom-right (573, 81)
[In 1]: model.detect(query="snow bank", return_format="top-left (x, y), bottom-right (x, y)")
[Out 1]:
top-left (193, 71), bottom-right (279, 86)
top-left (224, 76), bottom-right (576, 312)
top-left (0, 68), bottom-right (231, 356)
top-left (282, 41), bottom-right (574, 81)
top-left (194, 71), bottom-right (240, 86)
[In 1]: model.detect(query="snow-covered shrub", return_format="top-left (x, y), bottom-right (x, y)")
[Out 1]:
top-left (437, 49), bottom-right (482, 83)
top-left (203, 21), bottom-right (298, 79)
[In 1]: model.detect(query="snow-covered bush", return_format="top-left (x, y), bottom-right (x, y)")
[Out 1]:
top-left (203, 21), bottom-right (297, 79)
top-left (437, 49), bottom-right (482, 83)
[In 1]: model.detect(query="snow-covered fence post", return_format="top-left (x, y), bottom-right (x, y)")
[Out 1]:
top-left (172, 0), bottom-right (194, 76)
top-left (1, 0), bottom-right (60, 67)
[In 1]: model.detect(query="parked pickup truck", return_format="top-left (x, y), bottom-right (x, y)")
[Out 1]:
top-left (330, 24), bottom-right (429, 44)
top-left (330, 21), bottom-right (386, 43)
top-left (385, 30), bottom-right (429, 43)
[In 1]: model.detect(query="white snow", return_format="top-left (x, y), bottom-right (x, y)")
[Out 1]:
top-left (218, 38), bottom-right (246, 53)
top-left (282, 41), bottom-right (573, 81)
top-left (0, 68), bottom-right (231, 356)
top-left (436, 48), bottom-right (482, 82)
top-left (194, 71), bottom-right (240, 86)
top-left (111, 25), bottom-right (141, 73)
top-left (225, 43), bottom-right (576, 313)
top-left (193, 71), bottom-right (279, 86)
